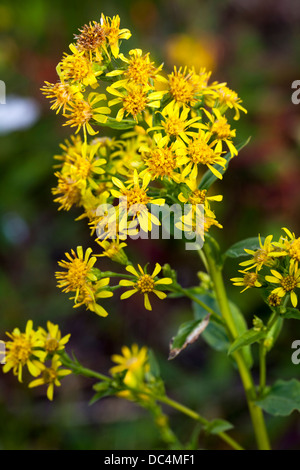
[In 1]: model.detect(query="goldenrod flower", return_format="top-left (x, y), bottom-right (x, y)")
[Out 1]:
top-left (239, 234), bottom-right (280, 272)
top-left (178, 178), bottom-right (223, 219)
top-left (52, 171), bottom-right (82, 211)
top-left (276, 227), bottom-right (300, 266)
top-left (107, 48), bottom-right (165, 87)
top-left (3, 320), bottom-right (46, 382)
top-left (203, 108), bottom-right (237, 157)
top-left (74, 21), bottom-right (106, 61)
top-left (41, 81), bottom-right (82, 114)
top-left (167, 66), bottom-right (215, 107)
top-left (96, 239), bottom-right (128, 265)
top-left (265, 263), bottom-right (300, 307)
top-left (107, 82), bottom-right (164, 122)
top-left (147, 101), bottom-right (202, 146)
top-left (100, 14), bottom-right (131, 58)
top-left (58, 44), bottom-right (102, 87)
top-left (206, 84), bottom-right (247, 120)
top-left (72, 278), bottom-right (113, 317)
top-left (267, 293), bottom-right (282, 308)
top-left (29, 356), bottom-right (72, 401)
top-left (111, 170), bottom-right (165, 232)
top-left (177, 130), bottom-right (227, 180)
top-left (110, 344), bottom-right (149, 390)
top-left (38, 322), bottom-right (71, 355)
top-left (119, 263), bottom-right (172, 310)
top-left (231, 271), bottom-right (262, 293)
top-left (55, 246), bottom-right (98, 301)
top-left (63, 92), bottom-right (111, 137)
top-left (140, 134), bottom-right (186, 182)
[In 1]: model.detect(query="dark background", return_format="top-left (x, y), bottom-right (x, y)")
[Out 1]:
top-left (0, 0), bottom-right (300, 450)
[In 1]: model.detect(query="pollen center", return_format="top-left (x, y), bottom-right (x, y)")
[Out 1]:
top-left (281, 275), bottom-right (297, 292)
top-left (145, 147), bottom-right (177, 178)
top-left (243, 272), bottom-right (258, 287)
top-left (137, 274), bottom-right (155, 293)
top-left (123, 89), bottom-right (148, 117)
top-left (188, 139), bottom-right (215, 165)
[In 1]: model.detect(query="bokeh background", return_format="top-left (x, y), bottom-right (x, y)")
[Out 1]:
top-left (1, 0), bottom-right (300, 450)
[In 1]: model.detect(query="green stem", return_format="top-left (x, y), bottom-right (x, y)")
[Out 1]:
top-left (259, 343), bottom-right (266, 394)
top-left (158, 396), bottom-right (244, 450)
top-left (202, 244), bottom-right (271, 450)
top-left (176, 286), bottom-right (223, 324)
top-left (61, 354), bottom-right (243, 451)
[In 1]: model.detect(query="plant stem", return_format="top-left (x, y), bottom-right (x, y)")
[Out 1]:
top-left (202, 244), bottom-right (271, 450)
top-left (61, 354), bottom-right (243, 450)
top-left (158, 396), bottom-right (244, 450)
top-left (259, 343), bottom-right (266, 394)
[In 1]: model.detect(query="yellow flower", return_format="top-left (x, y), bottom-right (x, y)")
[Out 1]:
top-left (29, 356), bottom-right (72, 401)
top-left (65, 140), bottom-right (107, 191)
top-left (110, 344), bottom-right (150, 400)
top-left (140, 134), bottom-right (187, 182)
top-left (107, 48), bottom-right (165, 87)
top-left (71, 278), bottom-right (113, 317)
top-left (167, 66), bottom-right (215, 107)
top-left (52, 171), bottom-right (82, 211)
top-left (107, 82), bottom-right (164, 122)
top-left (3, 320), bottom-right (46, 382)
top-left (177, 130), bottom-right (227, 180)
top-left (276, 227), bottom-right (300, 266)
top-left (147, 101), bottom-right (202, 146)
top-left (58, 43), bottom-right (102, 86)
top-left (111, 170), bottom-right (165, 233)
top-left (239, 234), bottom-right (280, 272)
top-left (202, 108), bottom-right (237, 157)
top-left (206, 84), bottom-right (247, 120)
top-left (100, 14), bottom-right (131, 58)
top-left (63, 92), bottom-right (111, 137)
top-left (265, 263), bottom-right (300, 308)
top-left (38, 322), bottom-right (71, 355)
top-left (119, 263), bottom-right (173, 310)
top-left (96, 239), bottom-right (128, 265)
top-left (55, 246), bottom-right (98, 302)
top-left (41, 81), bottom-right (82, 114)
top-left (231, 271), bottom-right (262, 293)
top-left (178, 178), bottom-right (223, 219)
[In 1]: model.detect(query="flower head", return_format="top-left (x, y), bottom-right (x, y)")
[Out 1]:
top-left (3, 320), bottom-right (46, 382)
top-left (119, 263), bottom-right (172, 310)
top-left (265, 262), bottom-right (300, 307)
top-left (29, 356), bottom-right (72, 401)
top-left (231, 271), bottom-right (262, 293)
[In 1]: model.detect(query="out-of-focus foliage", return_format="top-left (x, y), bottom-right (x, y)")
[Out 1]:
top-left (1, 0), bottom-right (300, 450)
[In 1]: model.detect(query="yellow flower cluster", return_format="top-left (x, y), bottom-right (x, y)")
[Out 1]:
top-left (2, 320), bottom-right (71, 400)
top-left (42, 13), bottom-right (247, 317)
top-left (231, 228), bottom-right (300, 308)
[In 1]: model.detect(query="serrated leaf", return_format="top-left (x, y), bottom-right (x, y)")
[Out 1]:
top-left (256, 379), bottom-right (300, 416)
top-left (284, 308), bottom-right (300, 320)
top-left (204, 419), bottom-right (234, 435)
top-left (169, 315), bottom-right (211, 360)
top-left (199, 137), bottom-right (250, 190)
top-left (228, 329), bottom-right (266, 355)
top-left (224, 236), bottom-right (265, 260)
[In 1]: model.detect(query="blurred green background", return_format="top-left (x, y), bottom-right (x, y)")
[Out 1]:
top-left (1, 0), bottom-right (300, 450)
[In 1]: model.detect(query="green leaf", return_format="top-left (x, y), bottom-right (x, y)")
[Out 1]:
top-left (90, 381), bottom-right (116, 404)
top-left (204, 419), bottom-right (234, 435)
top-left (284, 308), bottom-right (300, 320)
top-left (193, 294), bottom-right (230, 352)
top-left (256, 379), bottom-right (300, 416)
top-left (224, 236), bottom-right (265, 260)
top-left (228, 329), bottom-right (266, 355)
top-left (94, 116), bottom-right (136, 129)
top-left (169, 315), bottom-right (210, 360)
top-left (199, 137), bottom-right (251, 190)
